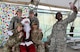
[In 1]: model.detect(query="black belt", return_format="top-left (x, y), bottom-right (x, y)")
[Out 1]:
top-left (25, 39), bottom-right (31, 42)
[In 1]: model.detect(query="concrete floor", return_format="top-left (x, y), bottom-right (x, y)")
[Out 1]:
top-left (0, 47), bottom-right (80, 52)
top-left (66, 47), bottom-right (80, 52)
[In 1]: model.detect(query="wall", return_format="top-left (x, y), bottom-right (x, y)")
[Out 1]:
top-left (0, 2), bottom-right (29, 46)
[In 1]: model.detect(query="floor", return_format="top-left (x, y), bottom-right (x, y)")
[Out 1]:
top-left (0, 46), bottom-right (80, 52)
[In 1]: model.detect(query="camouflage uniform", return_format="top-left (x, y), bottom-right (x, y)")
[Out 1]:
top-left (8, 16), bottom-right (22, 30)
top-left (3, 30), bottom-right (23, 52)
top-left (28, 16), bottom-right (39, 27)
top-left (31, 29), bottom-right (45, 52)
top-left (48, 12), bottom-right (77, 52)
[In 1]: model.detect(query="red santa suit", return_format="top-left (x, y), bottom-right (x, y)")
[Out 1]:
top-left (20, 17), bottom-right (36, 52)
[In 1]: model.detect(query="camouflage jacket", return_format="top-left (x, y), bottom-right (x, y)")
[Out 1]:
top-left (8, 16), bottom-right (22, 30)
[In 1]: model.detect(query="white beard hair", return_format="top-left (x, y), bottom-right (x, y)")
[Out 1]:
top-left (21, 18), bottom-right (31, 39)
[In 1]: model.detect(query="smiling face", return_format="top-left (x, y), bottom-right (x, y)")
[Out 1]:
top-left (16, 23), bottom-right (23, 32)
top-left (17, 26), bottom-right (23, 32)
top-left (32, 24), bottom-right (38, 30)
top-left (16, 9), bottom-right (22, 18)
top-left (55, 12), bottom-right (63, 21)
top-left (29, 13), bottom-right (34, 18)
top-left (16, 11), bottom-right (22, 17)
top-left (29, 10), bottom-right (35, 18)
top-left (31, 22), bottom-right (38, 30)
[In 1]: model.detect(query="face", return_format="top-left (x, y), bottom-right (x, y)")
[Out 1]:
top-left (17, 12), bottom-right (22, 17)
top-left (29, 13), bottom-right (34, 18)
top-left (56, 13), bottom-right (62, 21)
top-left (32, 24), bottom-right (38, 29)
top-left (17, 26), bottom-right (23, 32)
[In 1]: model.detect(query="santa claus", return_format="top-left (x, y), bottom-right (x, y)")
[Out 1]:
top-left (20, 17), bottom-right (36, 52)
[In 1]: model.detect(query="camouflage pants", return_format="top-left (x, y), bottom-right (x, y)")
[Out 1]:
top-left (35, 44), bottom-right (45, 52)
top-left (49, 38), bottom-right (66, 52)
top-left (3, 44), bottom-right (12, 52)
top-left (3, 44), bottom-right (20, 52)
top-left (3, 47), bottom-right (11, 52)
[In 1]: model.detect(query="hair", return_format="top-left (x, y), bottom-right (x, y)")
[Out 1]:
top-left (29, 10), bottom-right (34, 14)
top-left (16, 9), bottom-right (22, 15)
top-left (31, 22), bottom-right (39, 30)
top-left (34, 13), bottom-right (38, 17)
top-left (16, 23), bottom-right (23, 29)
top-left (55, 12), bottom-right (62, 19)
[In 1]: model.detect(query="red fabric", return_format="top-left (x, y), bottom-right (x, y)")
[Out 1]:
top-left (20, 45), bottom-right (26, 52)
top-left (22, 30), bottom-right (26, 42)
top-left (20, 44), bottom-right (36, 52)
top-left (20, 29), bottom-right (36, 52)
top-left (28, 44), bottom-right (36, 52)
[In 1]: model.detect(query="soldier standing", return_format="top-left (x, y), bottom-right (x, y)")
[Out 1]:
top-left (8, 9), bottom-right (23, 30)
top-left (28, 10), bottom-right (39, 28)
top-left (47, 6), bottom-right (78, 52)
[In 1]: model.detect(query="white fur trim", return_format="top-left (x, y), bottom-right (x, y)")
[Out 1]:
top-left (20, 42), bottom-right (26, 46)
top-left (25, 41), bottom-right (33, 46)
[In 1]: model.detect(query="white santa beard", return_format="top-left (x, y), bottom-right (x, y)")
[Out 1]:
top-left (24, 25), bottom-right (31, 39)
top-left (21, 18), bottom-right (31, 39)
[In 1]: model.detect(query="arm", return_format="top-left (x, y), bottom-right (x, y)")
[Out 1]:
top-left (47, 25), bottom-right (55, 42)
top-left (31, 32), bottom-right (42, 45)
top-left (39, 32), bottom-right (43, 40)
top-left (13, 42), bottom-right (21, 47)
top-left (8, 17), bottom-right (15, 30)
top-left (35, 17), bottom-right (39, 27)
top-left (38, 29), bottom-right (43, 40)
top-left (12, 41), bottom-right (21, 52)
top-left (32, 38), bottom-right (42, 45)
top-left (14, 32), bottom-right (23, 45)
top-left (63, 6), bottom-right (77, 24)
top-left (62, 12), bottom-right (77, 24)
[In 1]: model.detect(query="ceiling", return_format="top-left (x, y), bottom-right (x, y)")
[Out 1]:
top-left (0, 0), bottom-right (80, 16)
top-left (1, 0), bottom-right (80, 10)
top-left (40, 0), bottom-right (75, 8)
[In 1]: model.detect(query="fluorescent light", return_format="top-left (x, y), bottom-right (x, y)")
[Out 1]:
top-left (38, 5), bottom-right (50, 10)
top-left (50, 7), bottom-right (71, 11)
top-left (38, 5), bottom-right (71, 11)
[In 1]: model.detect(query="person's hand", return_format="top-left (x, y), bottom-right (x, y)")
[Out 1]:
top-left (44, 42), bottom-right (49, 46)
top-left (69, 2), bottom-right (74, 10)
top-left (39, 29), bottom-right (42, 32)
top-left (72, 6), bottom-right (78, 13)
top-left (12, 46), bottom-right (15, 52)
top-left (7, 30), bottom-right (13, 36)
